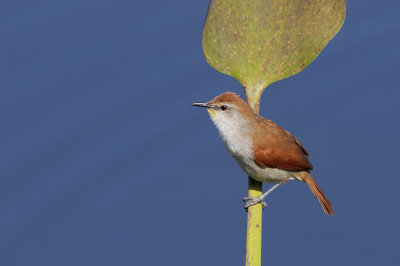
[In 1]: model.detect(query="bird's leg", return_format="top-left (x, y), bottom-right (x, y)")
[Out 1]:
top-left (243, 179), bottom-right (293, 211)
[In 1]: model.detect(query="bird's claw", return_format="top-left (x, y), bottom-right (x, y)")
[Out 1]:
top-left (243, 196), bottom-right (267, 211)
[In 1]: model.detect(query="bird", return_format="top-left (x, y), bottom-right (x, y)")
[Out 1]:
top-left (191, 92), bottom-right (333, 215)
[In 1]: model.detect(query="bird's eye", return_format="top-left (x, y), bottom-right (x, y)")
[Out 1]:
top-left (220, 105), bottom-right (227, 111)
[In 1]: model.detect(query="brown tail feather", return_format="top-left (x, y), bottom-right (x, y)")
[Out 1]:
top-left (302, 172), bottom-right (334, 215)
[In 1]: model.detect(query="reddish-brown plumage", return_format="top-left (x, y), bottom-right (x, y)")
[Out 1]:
top-left (299, 171), bottom-right (334, 215)
top-left (199, 92), bottom-right (333, 215)
top-left (209, 92), bottom-right (252, 115)
top-left (251, 117), bottom-right (313, 171)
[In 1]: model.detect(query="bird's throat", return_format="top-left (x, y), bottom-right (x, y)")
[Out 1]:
top-left (207, 109), bottom-right (216, 118)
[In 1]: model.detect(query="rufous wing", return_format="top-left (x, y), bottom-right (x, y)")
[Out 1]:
top-left (253, 144), bottom-right (313, 170)
top-left (252, 118), bottom-right (313, 171)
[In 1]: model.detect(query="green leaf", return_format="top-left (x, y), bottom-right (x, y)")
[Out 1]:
top-left (203, 0), bottom-right (346, 110)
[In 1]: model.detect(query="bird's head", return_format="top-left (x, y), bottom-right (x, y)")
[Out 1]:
top-left (191, 92), bottom-right (255, 129)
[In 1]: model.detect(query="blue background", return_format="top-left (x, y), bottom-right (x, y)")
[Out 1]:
top-left (1, 1), bottom-right (399, 265)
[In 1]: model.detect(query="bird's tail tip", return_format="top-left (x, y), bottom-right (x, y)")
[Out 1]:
top-left (302, 173), bottom-right (334, 216)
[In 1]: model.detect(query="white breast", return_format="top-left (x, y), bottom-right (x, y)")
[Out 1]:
top-left (211, 112), bottom-right (253, 161)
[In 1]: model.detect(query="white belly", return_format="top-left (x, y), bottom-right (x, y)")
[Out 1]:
top-left (232, 154), bottom-right (294, 183)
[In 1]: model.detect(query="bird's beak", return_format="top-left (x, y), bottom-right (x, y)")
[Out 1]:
top-left (190, 102), bottom-right (212, 108)
top-left (190, 102), bottom-right (216, 118)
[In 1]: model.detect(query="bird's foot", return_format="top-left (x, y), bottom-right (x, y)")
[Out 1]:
top-left (243, 196), bottom-right (267, 211)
